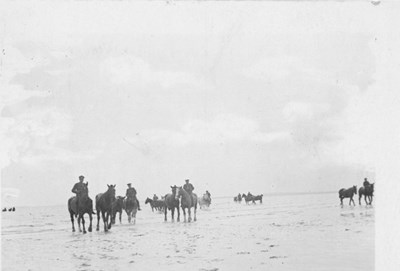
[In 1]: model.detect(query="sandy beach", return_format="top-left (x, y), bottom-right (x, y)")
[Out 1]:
top-left (2, 193), bottom-right (374, 271)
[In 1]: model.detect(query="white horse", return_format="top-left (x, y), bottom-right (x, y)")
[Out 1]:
top-left (198, 193), bottom-right (211, 209)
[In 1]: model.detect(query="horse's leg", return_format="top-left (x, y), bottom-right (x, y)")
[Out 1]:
top-left (340, 197), bottom-right (343, 206)
top-left (188, 207), bottom-right (192, 223)
top-left (70, 212), bottom-right (76, 232)
top-left (359, 193), bottom-right (362, 205)
top-left (107, 211), bottom-right (112, 230)
top-left (101, 211), bottom-right (107, 232)
top-left (194, 205), bottom-right (197, 222)
top-left (164, 207), bottom-right (167, 222)
top-left (77, 215), bottom-right (82, 232)
top-left (81, 214), bottom-right (86, 234)
top-left (119, 211), bottom-right (122, 224)
top-left (96, 209), bottom-right (100, 231)
top-left (171, 208), bottom-right (175, 221)
top-left (364, 195), bottom-right (368, 205)
top-left (177, 206), bottom-right (180, 222)
top-left (88, 213), bottom-right (92, 232)
top-left (182, 207), bottom-right (186, 222)
top-left (369, 195), bottom-right (373, 205)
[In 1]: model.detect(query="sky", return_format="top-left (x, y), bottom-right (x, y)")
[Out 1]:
top-left (1, 1), bottom-right (399, 208)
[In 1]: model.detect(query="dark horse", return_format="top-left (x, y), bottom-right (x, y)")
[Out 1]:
top-left (68, 182), bottom-right (94, 234)
top-left (145, 198), bottom-right (165, 212)
top-left (96, 184), bottom-right (116, 232)
top-left (164, 186), bottom-right (180, 222)
top-left (111, 196), bottom-right (125, 224)
top-left (338, 185), bottom-right (357, 206)
top-left (124, 193), bottom-right (138, 224)
top-left (359, 183), bottom-right (374, 205)
top-left (242, 193), bottom-right (263, 204)
top-left (177, 187), bottom-right (197, 222)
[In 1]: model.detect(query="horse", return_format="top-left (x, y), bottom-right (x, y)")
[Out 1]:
top-left (338, 185), bottom-right (357, 206)
top-left (164, 186), bottom-right (180, 222)
top-left (198, 193), bottom-right (211, 209)
top-left (233, 194), bottom-right (242, 203)
top-left (124, 193), bottom-right (139, 224)
top-left (358, 183), bottom-right (374, 205)
top-left (67, 182), bottom-right (94, 234)
top-left (111, 196), bottom-right (125, 224)
top-left (96, 184), bottom-right (116, 232)
top-left (177, 187), bottom-right (197, 222)
top-left (153, 199), bottom-right (165, 212)
top-left (145, 198), bottom-right (165, 212)
top-left (242, 193), bottom-right (262, 204)
top-left (242, 193), bottom-right (253, 204)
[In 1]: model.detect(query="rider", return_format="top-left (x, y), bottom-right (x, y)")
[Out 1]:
top-left (71, 175), bottom-right (86, 210)
top-left (153, 194), bottom-right (159, 201)
top-left (363, 178), bottom-right (371, 188)
top-left (126, 183), bottom-right (141, 211)
top-left (183, 179), bottom-right (195, 203)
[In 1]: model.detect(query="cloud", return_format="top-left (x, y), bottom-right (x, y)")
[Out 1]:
top-left (125, 114), bottom-right (289, 149)
top-left (0, 44), bottom-right (99, 169)
top-left (242, 56), bottom-right (300, 81)
top-left (100, 55), bottom-right (203, 88)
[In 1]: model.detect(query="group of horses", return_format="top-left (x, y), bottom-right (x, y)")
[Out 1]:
top-left (67, 184), bottom-right (204, 234)
top-left (233, 193), bottom-right (263, 204)
top-left (338, 183), bottom-right (375, 206)
top-left (2, 207), bottom-right (16, 212)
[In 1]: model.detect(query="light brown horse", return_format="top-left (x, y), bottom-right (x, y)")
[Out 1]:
top-left (177, 187), bottom-right (197, 222)
top-left (164, 186), bottom-right (180, 222)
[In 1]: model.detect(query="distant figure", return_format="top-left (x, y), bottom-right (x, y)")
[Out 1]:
top-left (233, 193), bottom-right (242, 203)
top-left (71, 175), bottom-right (86, 210)
top-left (126, 183), bottom-right (141, 211)
top-left (183, 179), bottom-right (195, 203)
top-left (205, 190), bottom-right (211, 203)
top-left (363, 178), bottom-right (371, 188)
top-left (2, 208), bottom-right (6, 212)
top-left (153, 194), bottom-right (159, 201)
top-left (12, 207), bottom-right (15, 211)
top-left (247, 192), bottom-right (253, 198)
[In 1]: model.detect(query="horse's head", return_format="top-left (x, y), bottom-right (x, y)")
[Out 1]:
top-left (78, 182), bottom-right (90, 199)
top-left (170, 185), bottom-right (178, 196)
top-left (145, 197), bottom-right (151, 204)
top-left (106, 184), bottom-right (116, 200)
top-left (176, 186), bottom-right (184, 199)
top-left (353, 185), bottom-right (357, 194)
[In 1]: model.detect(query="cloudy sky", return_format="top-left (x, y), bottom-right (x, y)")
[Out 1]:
top-left (1, 1), bottom-right (398, 207)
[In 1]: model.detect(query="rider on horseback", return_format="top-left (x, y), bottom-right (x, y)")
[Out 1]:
top-left (126, 183), bottom-right (141, 211)
top-left (363, 178), bottom-right (371, 188)
top-left (183, 179), bottom-right (195, 205)
top-left (153, 194), bottom-right (159, 201)
top-left (71, 175), bottom-right (86, 210)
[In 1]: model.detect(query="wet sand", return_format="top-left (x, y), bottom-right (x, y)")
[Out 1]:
top-left (2, 193), bottom-right (374, 271)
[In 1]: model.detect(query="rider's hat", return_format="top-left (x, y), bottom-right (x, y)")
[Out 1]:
top-left (185, 179), bottom-right (190, 182)
top-left (127, 183), bottom-right (132, 186)
top-left (79, 175), bottom-right (84, 180)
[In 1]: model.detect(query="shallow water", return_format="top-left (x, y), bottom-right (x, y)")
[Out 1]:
top-left (2, 193), bottom-right (374, 271)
